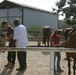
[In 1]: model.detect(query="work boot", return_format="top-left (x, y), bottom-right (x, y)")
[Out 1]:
top-left (5, 62), bottom-right (11, 67)
top-left (8, 63), bottom-right (15, 68)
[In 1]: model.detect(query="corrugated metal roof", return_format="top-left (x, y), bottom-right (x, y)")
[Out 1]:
top-left (0, 0), bottom-right (51, 13)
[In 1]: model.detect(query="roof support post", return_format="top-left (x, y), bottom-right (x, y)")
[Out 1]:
top-left (18, 7), bottom-right (24, 24)
top-left (7, 6), bottom-right (9, 22)
top-left (22, 7), bottom-right (23, 24)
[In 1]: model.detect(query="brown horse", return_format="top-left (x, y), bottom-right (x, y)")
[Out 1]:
top-left (65, 28), bottom-right (76, 75)
top-left (63, 28), bottom-right (73, 40)
top-left (43, 26), bottom-right (51, 46)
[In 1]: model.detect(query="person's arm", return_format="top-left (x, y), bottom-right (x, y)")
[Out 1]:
top-left (13, 40), bottom-right (17, 45)
top-left (50, 35), bottom-right (60, 47)
top-left (51, 41), bottom-right (60, 47)
top-left (7, 28), bottom-right (14, 41)
top-left (7, 34), bottom-right (13, 40)
top-left (13, 28), bottom-right (18, 46)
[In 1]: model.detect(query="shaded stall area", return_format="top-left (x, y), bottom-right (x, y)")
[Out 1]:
top-left (0, 0), bottom-right (24, 24)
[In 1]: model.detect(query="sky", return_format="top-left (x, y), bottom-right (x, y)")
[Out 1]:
top-left (0, 0), bottom-right (64, 20)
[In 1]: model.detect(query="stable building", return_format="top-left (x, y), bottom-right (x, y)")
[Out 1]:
top-left (0, 0), bottom-right (58, 32)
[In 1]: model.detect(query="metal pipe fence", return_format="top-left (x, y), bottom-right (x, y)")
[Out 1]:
top-left (0, 47), bottom-right (76, 75)
top-left (0, 47), bottom-right (76, 52)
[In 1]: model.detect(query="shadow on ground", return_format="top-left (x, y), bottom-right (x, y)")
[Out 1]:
top-left (0, 67), bottom-right (13, 75)
top-left (41, 52), bottom-right (50, 55)
top-left (16, 71), bottom-right (25, 75)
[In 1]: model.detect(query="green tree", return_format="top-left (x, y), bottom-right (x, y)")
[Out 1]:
top-left (53, 0), bottom-right (76, 26)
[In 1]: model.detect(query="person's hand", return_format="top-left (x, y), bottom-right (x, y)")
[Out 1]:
top-left (60, 41), bottom-right (66, 47)
top-left (56, 43), bottom-right (60, 46)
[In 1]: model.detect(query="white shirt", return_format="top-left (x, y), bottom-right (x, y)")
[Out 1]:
top-left (13, 24), bottom-right (28, 48)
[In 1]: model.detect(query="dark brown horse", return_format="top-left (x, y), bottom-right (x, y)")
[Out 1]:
top-left (63, 28), bottom-right (73, 40)
top-left (43, 26), bottom-right (51, 46)
top-left (65, 28), bottom-right (76, 75)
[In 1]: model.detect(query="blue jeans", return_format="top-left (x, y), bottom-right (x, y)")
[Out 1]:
top-left (54, 52), bottom-right (61, 71)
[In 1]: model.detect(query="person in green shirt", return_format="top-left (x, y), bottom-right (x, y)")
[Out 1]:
top-left (1, 20), bottom-right (16, 68)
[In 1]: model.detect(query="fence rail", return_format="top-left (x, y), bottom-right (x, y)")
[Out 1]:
top-left (0, 47), bottom-right (76, 52)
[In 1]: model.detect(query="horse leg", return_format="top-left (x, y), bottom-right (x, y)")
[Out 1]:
top-left (73, 60), bottom-right (75, 75)
top-left (47, 37), bottom-right (49, 46)
top-left (68, 58), bottom-right (71, 75)
top-left (44, 42), bottom-right (46, 46)
top-left (44, 38), bottom-right (46, 46)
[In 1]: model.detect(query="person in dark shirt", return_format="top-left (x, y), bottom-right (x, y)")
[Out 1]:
top-left (1, 20), bottom-right (16, 68)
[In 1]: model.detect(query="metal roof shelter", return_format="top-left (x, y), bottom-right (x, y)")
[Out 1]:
top-left (0, 0), bottom-right (20, 9)
top-left (0, 0), bottom-right (58, 32)
top-left (0, 0), bottom-right (51, 24)
top-left (0, 0), bottom-right (51, 12)
top-left (0, 0), bottom-right (24, 24)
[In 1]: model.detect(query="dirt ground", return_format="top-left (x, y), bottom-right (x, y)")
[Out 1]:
top-left (0, 42), bottom-right (74, 75)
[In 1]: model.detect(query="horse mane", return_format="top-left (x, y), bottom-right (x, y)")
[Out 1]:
top-left (65, 29), bottom-right (76, 48)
